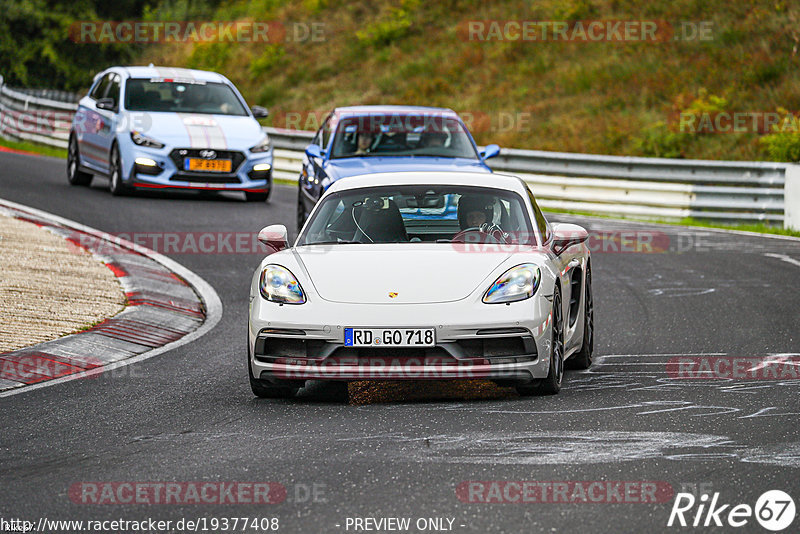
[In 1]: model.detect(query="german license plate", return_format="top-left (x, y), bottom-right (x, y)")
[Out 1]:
top-left (344, 328), bottom-right (435, 347)
top-left (185, 158), bottom-right (232, 172)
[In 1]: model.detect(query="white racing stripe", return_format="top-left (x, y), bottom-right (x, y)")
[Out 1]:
top-left (153, 66), bottom-right (196, 81)
top-left (179, 113), bottom-right (228, 149)
top-left (150, 67), bottom-right (228, 149)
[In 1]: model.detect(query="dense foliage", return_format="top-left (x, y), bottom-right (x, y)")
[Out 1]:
top-left (0, 0), bottom-right (222, 91)
top-left (3, 0), bottom-right (800, 160)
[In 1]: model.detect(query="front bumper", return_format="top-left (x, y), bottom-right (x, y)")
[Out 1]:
top-left (248, 296), bottom-right (553, 385)
top-left (119, 140), bottom-right (273, 192)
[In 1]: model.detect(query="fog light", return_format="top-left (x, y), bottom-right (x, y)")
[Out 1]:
top-left (253, 163), bottom-right (271, 172)
top-left (134, 157), bottom-right (161, 175)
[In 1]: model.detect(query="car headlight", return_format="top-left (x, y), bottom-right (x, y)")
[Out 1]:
top-left (259, 265), bottom-right (305, 304)
top-left (250, 134), bottom-right (271, 153)
top-left (483, 264), bottom-right (540, 304)
top-left (130, 131), bottom-right (164, 149)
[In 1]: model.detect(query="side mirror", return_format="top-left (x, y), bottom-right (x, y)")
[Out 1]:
top-left (251, 105), bottom-right (269, 118)
top-left (96, 98), bottom-right (116, 111)
top-left (551, 223), bottom-right (588, 255)
top-left (258, 224), bottom-right (289, 254)
top-left (305, 144), bottom-right (323, 160)
top-left (480, 144), bottom-right (500, 160)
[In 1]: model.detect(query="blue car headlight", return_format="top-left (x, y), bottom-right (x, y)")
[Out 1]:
top-left (130, 131), bottom-right (164, 149)
top-left (483, 264), bottom-right (540, 304)
top-left (249, 134), bottom-right (271, 153)
top-left (259, 265), bottom-right (305, 304)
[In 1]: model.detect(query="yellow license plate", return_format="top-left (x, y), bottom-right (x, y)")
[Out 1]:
top-left (186, 158), bottom-right (232, 172)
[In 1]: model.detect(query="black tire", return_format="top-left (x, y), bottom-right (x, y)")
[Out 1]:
top-left (108, 144), bottom-right (131, 196)
top-left (247, 343), bottom-right (298, 399)
top-left (67, 136), bottom-right (93, 186)
top-left (245, 191), bottom-right (269, 202)
top-left (296, 186), bottom-right (307, 232)
top-left (566, 265), bottom-right (593, 370)
top-left (517, 285), bottom-right (564, 396)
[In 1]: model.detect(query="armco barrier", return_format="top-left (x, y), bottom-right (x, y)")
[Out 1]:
top-left (0, 76), bottom-right (76, 149)
top-left (0, 75), bottom-right (794, 226)
top-left (785, 166), bottom-right (800, 231)
top-left (264, 127), bottom-right (790, 225)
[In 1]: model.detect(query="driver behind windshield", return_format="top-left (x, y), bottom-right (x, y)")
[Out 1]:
top-left (455, 195), bottom-right (512, 244)
top-left (354, 131), bottom-right (374, 155)
top-left (457, 195), bottom-right (495, 230)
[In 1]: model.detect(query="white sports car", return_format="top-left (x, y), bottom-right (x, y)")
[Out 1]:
top-left (247, 171), bottom-right (593, 399)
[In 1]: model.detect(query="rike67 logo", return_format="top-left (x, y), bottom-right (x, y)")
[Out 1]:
top-left (668, 490), bottom-right (795, 531)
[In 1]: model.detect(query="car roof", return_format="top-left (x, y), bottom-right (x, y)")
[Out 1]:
top-left (332, 105), bottom-right (459, 118)
top-left (113, 66), bottom-right (230, 84)
top-left (325, 171), bottom-right (528, 195)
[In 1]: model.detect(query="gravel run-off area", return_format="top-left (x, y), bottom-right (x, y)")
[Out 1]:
top-left (0, 213), bottom-right (125, 353)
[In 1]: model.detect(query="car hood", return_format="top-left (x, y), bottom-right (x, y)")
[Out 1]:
top-left (325, 157), bottom-right (490, 181)
top-left (293, 244), bottom-right (513, 304)
top-left (129, 112), bottom-right (264, 149)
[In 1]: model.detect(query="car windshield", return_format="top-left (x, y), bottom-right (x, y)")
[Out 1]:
top-left (298, 185), bottom-right (536, 246)
top-left (124, 78), bottom-right (248, 116)
top-left (329, 114), bottom-right (479, 159)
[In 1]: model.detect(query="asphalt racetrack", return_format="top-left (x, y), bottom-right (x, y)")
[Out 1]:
top-left (1, 150), bottom-right (799, 533)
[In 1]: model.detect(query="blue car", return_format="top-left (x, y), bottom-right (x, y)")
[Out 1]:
top-left (296, 106), bottom-right (500, 228)
top-left (67, 65), bottom-right (274, 201)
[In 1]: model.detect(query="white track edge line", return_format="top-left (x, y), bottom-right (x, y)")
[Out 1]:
top-left (763, 253), bottom-right (800, 268)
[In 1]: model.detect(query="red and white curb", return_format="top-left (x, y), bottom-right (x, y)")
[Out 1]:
top-left (0, 198), bottom-right (222, 397)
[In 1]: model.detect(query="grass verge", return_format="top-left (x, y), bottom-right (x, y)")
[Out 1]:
top-left (0, 137), bottom-right (67, 159)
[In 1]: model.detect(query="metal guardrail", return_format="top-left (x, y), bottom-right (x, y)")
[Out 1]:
top-left (0, 76), bottom-right (78, 149)
top-left (0, 75), bottom-right (790, 224)
top-left (10, 87), bottom-right (81, 104)
top-left (265, 127), bottom-right (788, 224)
